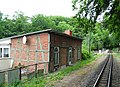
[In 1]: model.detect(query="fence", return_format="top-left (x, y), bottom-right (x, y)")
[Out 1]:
top-left (0, 62), bottom-right (48, 86)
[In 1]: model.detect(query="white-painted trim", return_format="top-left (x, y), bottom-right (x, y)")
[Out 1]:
top-left (48, 33), bottom-right (50, 62)
top-left (0, 39), bottom-right (11, 45)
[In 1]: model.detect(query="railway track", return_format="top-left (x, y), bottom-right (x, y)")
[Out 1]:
top-left (87, 54), bottom-right (113, 87)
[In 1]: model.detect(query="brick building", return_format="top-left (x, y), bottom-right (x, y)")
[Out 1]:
top-left (0, 29), bottom-right (82, 72)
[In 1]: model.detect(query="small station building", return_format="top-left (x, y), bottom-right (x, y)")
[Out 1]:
top-left (0, 29), bottom-right (82, 72)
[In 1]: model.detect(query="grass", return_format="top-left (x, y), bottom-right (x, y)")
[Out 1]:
top-left (10, 54), bottom-right (101, 87)
top-left (113, 52), bottom-right (120, 58)
top-left (116, 53), bottom-right (120, 56)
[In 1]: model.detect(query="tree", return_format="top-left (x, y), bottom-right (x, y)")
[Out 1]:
top-left (72, 0), bottom-right (113, 22)
top-left (72, 0), bottom-right (120, 50)
top-left (31, 14), bottom-right (56, 31)
top-left (91, 23), bottom-right (110, 50)
top-left (103, 1), bottom-right (120, 40)
top-left (48, 16), bottom-right (70, 26)
top-left (56, 21), bottom-right (74, 32)
top-left (0, 12), bottom-right (15, 38)
top-left (12, 11), bottom-right (32, 35)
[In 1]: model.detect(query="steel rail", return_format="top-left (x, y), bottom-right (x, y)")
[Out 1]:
top-left (107, 54), bottom-right (113, 87)
top-left (93, 55), bottom-right (110, 87)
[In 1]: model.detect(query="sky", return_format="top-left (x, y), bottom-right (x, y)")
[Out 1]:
top-left (0, 0), bottom-right (76, 17)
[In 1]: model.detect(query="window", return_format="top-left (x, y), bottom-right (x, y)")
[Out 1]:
top-left (54, 47), bottom-right (59, 65)
top-left (0, 48), bottom-right (2, 57)
top-left (4, 48), bottom-right (9, 57)
top-left (68, 47), bottom-right (72, 64)
top-left (0, 46), bottom-right (10, 58)
top-left (77, 47), bottom-right (81, 59)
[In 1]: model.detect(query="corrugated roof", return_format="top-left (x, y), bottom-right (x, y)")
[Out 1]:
top-left (0, 29), bottom-right (83, 41)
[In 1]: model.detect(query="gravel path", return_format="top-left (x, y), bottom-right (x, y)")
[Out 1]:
top-left (111, 54), bottom-right (120, 87)
top-left (50, 54), bottom-right (107, 87)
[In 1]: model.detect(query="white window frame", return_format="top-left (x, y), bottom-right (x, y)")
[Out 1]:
top-left (54, 47), bottom-right (59, 66)
top-left (0, 45), bottom-right (10, 58)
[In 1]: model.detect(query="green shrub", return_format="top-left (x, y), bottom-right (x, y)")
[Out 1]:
top-left (82, 49), bottom-right (92, 60)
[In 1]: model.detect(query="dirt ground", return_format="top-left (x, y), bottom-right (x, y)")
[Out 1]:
top-left (50, 54), bottom-right (107, 87)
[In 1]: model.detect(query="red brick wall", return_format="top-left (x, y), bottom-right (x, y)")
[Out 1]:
top-left (11, 33), bottom-right (49, 73)
top-left (10, 32), bottom-right (82, 72)
top-left (50, 33), bottom-right (82, 72)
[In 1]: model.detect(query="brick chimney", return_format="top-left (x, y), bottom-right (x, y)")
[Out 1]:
top-left (64, 30), bottom-right (72, 36)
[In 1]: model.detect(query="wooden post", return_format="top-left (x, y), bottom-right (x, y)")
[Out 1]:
top-left (35, 64), bottom-right (37, 78)
top-left (19, 67), bottom-right (22, 80)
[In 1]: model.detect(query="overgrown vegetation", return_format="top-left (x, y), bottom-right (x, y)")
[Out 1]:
top-left (82, 49), bottom-right (92, 60)
top-left (9, 54), bottom-right (100, 87)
